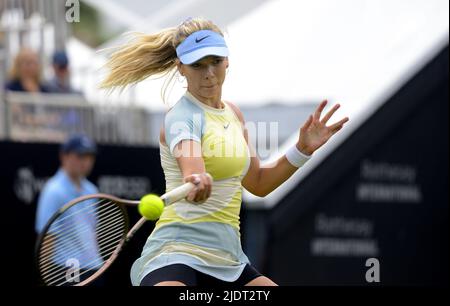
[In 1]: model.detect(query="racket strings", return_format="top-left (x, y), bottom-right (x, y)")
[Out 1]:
top-left (38, 198), bottom-right (127, 286)
top-left (39, 204), bottom-right (123, 262)
top-left (41, 216), bottom-right (125, 285)
top-left (39, 202), bottom-right (124, 273)
top-left (41, 198), bottom-right (110, 236)
top-left (39, 219), bottom-right (124, 276)
top-left (45, 235), bottom-right (123, 286)
top-left (38, 201), bottom-right (121, 266)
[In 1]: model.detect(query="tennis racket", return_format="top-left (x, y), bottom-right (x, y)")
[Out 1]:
top-left (35, 181), bottom-right (198, 286)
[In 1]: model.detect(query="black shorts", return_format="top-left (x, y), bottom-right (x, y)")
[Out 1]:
top-left (140, 264), bottom-right (263, 286)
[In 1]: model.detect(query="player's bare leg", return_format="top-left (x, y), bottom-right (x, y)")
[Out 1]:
top-left (245, 276), bottom-right (278, 286)
top-left (154, 281), bottom-right (187, 286)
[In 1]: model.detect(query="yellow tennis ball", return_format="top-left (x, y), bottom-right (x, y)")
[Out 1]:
top-left (138, 194), bottom-right (164, 221)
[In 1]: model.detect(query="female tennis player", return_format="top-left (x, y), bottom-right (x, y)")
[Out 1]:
top-left (101, 17), bottom-right (349, 286)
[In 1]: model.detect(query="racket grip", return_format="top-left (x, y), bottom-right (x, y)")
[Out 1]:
top-left (160, 173), bottom-right (213, 205)
top-left (160, 182), bottom-right (196, 205)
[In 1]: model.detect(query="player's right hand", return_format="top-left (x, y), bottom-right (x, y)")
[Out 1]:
top-left (184, 173), bottom-right (213, 204)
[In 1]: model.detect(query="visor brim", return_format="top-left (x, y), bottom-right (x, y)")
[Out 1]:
top-left (179, 46), bottom-right (229, 65)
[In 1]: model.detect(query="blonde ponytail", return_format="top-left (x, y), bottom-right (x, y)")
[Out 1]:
top-left (100, 17), bottom-right (224, 101)
top-left (99, 27), bottom-right (177, 90)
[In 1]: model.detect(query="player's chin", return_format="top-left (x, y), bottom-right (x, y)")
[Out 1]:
top-left (200, 85), bottom-right (220, 95)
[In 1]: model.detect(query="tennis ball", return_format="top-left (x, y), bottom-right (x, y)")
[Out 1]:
top-left (138, 194), bottom-right (164, 221)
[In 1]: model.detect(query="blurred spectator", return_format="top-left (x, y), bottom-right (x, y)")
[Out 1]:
top-left (35, 134), bottom-right (98, 234)
top-left (35, 134), bottom-right (103, 285)
top-left (5, 48), bottom-right (49, 93)
top-left (47, 50), bottom-right (82, 95)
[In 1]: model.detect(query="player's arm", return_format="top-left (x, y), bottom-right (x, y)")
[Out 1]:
top-left (173, 140), bottom-right (212, 203)
top-left (226, 102), bottom-right (298, 197)
top-left (228, 100), bottom-right (348, 197)
top-left (244, 141), bottom-right (299, 197)
top-left (161, 122), bottom-right (212, 203)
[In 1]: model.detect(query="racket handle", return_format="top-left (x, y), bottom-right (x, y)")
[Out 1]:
top-left (160, 173), bottom-right (213, 205)
top-left (160, 182), bottom-right (195, 205)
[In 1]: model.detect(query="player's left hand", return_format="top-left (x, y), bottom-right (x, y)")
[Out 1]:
top-left (296, 100), bottom-right (349, 156)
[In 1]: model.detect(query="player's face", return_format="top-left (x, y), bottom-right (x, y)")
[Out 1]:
top-left (180, 56), bottom-right (228, 100)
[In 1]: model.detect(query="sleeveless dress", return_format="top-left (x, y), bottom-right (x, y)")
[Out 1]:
top-left (130, 91), bottom-right (251, 285)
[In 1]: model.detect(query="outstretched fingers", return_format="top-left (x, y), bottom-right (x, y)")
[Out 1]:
top-left (313, 100), bottom-right (328, 121)
top-left (328, 117), bottom-right (349, 133)
top-left (321, 104), bottom-right (340, 125)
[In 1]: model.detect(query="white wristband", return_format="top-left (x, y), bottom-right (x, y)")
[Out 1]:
top-left (286, 145), bottom-right (311, 168)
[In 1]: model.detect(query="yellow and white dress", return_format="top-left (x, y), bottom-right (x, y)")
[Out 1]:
top-left (130, 91), bottom-right (252, 285)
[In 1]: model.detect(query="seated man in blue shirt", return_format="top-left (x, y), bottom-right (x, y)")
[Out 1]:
top-left (35, 134), bottom-right (101, 285)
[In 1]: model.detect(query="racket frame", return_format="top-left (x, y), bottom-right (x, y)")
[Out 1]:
top-left (35, 193), bottom-right (134, 286)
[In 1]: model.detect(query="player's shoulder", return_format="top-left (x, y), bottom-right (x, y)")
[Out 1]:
top-left (166, 95), bottom-right (204, 120)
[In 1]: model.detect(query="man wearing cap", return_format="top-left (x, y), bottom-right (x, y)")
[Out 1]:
top-left (36, 134), bottom-right (98, 232)
top-left (35, 134), bottom-right (103, 285)
top-left (47, 50), bottom-right (82, 94)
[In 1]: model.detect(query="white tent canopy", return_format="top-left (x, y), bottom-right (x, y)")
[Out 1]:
top-left (224, 0), bottom-right (449, 111)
